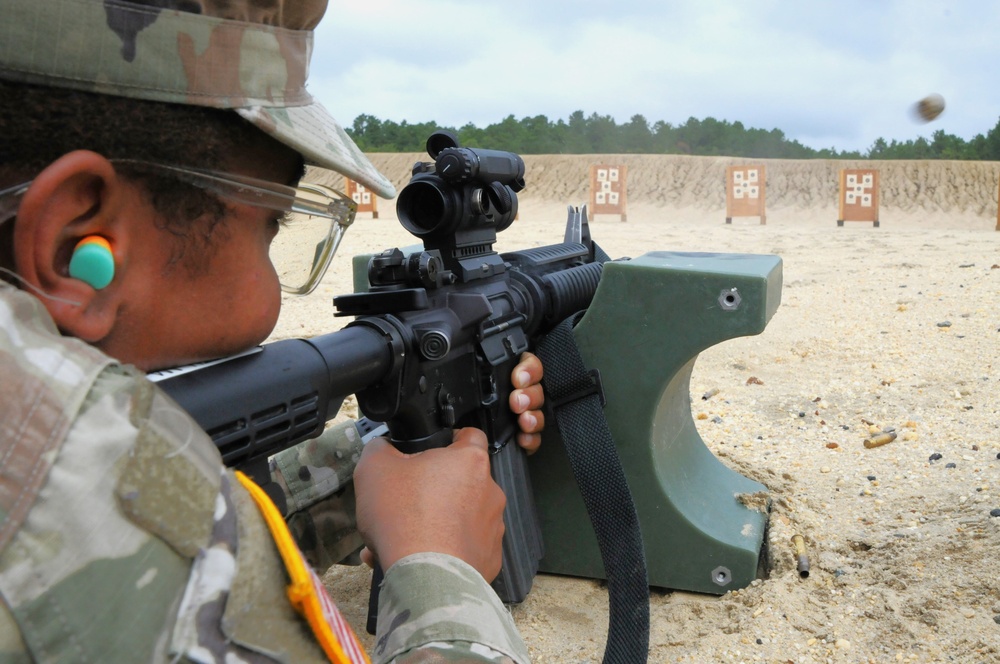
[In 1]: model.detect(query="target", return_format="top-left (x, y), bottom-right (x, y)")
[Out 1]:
top-left (838, 169), bottom-right (879, 226)
top-left (726, 165), bottom-right (766, 224)
top-left (344, 178), bottom-right (379, 219)
top-left (589, 165), bottom-right (628, 221)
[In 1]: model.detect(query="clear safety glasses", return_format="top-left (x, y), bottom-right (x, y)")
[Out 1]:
top-left (0, 182), bottom-right (30, 226)
top-left (0, 160), bottom-right (358, 296)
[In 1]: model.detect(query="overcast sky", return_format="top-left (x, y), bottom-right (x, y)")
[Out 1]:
top-left (310, 1), bottom-right (997, 153)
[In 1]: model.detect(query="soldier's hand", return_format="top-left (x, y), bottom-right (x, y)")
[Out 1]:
top-left (510, 351), bottom-right (544, 454)
top-left (354, 427), bottom-right (506, 580)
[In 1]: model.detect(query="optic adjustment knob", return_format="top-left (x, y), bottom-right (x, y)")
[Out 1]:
top-left (435, 148), bottom-right (474, 183)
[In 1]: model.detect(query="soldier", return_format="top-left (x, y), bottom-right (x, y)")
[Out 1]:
top-left (0, 1), bottom-right (544, 662)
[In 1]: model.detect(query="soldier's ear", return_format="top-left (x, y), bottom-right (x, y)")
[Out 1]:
top-left (13, 151), bottom-right (130, 343)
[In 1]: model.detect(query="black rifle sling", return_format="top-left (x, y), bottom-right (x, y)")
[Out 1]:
top-left (536, 313), bottom-right (650, 664)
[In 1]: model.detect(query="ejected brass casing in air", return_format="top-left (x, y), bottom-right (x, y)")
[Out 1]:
top-left (863, 431), bottom-right (897, 449)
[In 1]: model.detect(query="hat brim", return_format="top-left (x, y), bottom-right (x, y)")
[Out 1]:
top-left (237, 102), bottom-right (396, 200)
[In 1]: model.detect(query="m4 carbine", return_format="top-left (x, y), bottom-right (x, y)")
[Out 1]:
top-left (157, 130), bottom-right (605, 613)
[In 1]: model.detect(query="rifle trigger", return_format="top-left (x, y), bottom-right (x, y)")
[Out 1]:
top-left (438, 389), bottom-right (456, 428)
top-left (550, 368), bottom-right (606, 409)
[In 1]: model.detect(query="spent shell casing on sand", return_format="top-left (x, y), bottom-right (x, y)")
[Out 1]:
top-left (863, 431), bottom-right (897, 449)
top-left (792, 534), bottom-right (810, 578)
top-left (792, 535), bottom-right (809, 579)
top-left (701, 387), bottom-right (720, 400)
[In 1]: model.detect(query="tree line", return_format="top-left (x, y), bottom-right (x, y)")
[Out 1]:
top-left (346, 111), bottom-right (1000, 161)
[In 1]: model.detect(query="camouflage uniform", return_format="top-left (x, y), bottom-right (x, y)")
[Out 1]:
top-left (0, 286), bottom-right (528, 662)
top-left (271, 422), bottom-right (366, 570)
top-left (0, 0), bottom-right (531, 661)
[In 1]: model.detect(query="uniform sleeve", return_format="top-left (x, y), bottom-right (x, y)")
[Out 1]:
top-left (0, 355), bottom-right (331, 663)
top-left (372, 553), bottom-right (531, 664)
top-left (270, 420), bottom-right (364, 515)
top-left (270, 421), bottom-right (366, 569)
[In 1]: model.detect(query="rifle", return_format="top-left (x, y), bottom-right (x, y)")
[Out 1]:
top-left (155, 130), bottom-right (608, 625)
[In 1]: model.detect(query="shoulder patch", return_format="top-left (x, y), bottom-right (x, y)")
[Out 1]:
top-left (231, 471), bottom-right (369, 664)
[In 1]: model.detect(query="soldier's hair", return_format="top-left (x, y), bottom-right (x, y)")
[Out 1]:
top-left (0, 78), bottom-right (268, 220)
top-left (0, 78), bottom-right (275, 275)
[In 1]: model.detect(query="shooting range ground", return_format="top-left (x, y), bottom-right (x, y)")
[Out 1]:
top-left (276, 153), bottom-right (1000, 663)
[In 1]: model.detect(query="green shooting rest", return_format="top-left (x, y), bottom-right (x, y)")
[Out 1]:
top-left (527, 251), bottom-right (781, 594)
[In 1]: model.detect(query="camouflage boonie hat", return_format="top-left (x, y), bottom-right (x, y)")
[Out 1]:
top-left (0, 0), bottom-right (396, 199)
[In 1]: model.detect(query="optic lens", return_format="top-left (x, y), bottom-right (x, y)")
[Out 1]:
top-left (270, 212), bottom-right (335, 293)
top-left (397, 180), bottom-right (452, 236)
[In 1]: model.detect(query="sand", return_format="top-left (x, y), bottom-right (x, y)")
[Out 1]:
top-left (269, 155), bottom-right (1000, 664)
